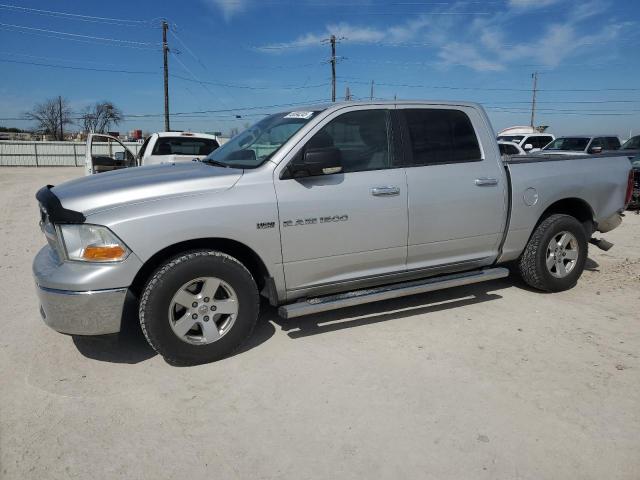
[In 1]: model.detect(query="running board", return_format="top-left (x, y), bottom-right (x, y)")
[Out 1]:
top-left (278, 267), bottom-right (509, 319)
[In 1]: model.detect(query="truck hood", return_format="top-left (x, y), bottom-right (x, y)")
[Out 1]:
top-left (52, 162), bottom-right (243, 215)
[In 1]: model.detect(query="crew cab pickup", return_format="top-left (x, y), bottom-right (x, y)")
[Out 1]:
top-left (33, 101), bottom-right (634, 364)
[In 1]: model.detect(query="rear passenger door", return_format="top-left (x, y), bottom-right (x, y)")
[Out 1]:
top-left (396, 106), bottom-right (507, 272)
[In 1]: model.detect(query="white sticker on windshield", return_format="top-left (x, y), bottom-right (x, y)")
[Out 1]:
top-left (284, 111), bottom-right (314, 119)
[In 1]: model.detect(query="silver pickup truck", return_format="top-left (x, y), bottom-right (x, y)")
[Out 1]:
top-left (33, 101), bottom-right (634, 364)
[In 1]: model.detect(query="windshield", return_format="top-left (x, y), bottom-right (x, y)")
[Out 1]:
top-left (622, 136), bottom-right (640, 150)
top-left (203, 110), bottom-right (320, 168)
top-left (544, 137), bottom-right (589, 151)
top-left (497, 135), bottom-right (525, 143)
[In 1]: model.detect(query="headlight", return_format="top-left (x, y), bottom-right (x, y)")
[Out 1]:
top-left (58, 224), bottom-right (130, 262)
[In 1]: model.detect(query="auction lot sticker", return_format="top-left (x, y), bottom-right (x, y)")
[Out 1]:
top-left (284, 111), bottom-right (314, 119)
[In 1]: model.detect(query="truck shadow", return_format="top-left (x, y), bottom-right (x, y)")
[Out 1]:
top-left (267, 279), bottom-right (510, 339)
top-left (71, 292), bottom-right (156, 364)
top-left (71, 292), bottom-right (277, 364)
top-left (71, 278), bottom-right (512, 363)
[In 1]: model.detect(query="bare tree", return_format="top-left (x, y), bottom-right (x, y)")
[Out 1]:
top-left (25, 97), bottom-right (72, 140)
top-left (81, 101), bottom-right (123, 134)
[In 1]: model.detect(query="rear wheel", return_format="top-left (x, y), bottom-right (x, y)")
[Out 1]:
top-left (139, 250), bottom-right (259, 364)
top-left (518, 214), bottom-right (588, 292)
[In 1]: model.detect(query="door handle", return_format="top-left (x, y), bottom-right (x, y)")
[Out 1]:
top-left (371, 186), bottom-right (400, 196)
top-left (475, 178), bottom-right (498, 187)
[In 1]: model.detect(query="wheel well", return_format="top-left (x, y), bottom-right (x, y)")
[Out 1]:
top-left (129, 238), bottom-right (271, 297)
top-left (538, 198), bottom-right (595, 235)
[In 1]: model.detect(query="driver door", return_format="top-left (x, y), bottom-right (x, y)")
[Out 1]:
top-left (85, 133), bottom-right (137, 175)
top-left (274, 107), bottom-right (409, 297)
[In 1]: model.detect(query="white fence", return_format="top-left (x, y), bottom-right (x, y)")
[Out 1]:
top-left (0, 141), bottom-right (142, 167)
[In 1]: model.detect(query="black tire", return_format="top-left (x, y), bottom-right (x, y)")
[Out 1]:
top-left (139, 250), bottom-right (259, 364)
top-left (518, 214), bottom-right (588, 292)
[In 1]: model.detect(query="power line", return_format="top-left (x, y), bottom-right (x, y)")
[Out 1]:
top-left (338, 77), bottom-right (640, 92)
top-left (171, 73), bottom-right (330, 90)
top-left (0, 3), bottom-right (150, 26)
top-left (0, 57), bottom-right (159, 74)
top-left (0, 22), bottom-right (161, 49)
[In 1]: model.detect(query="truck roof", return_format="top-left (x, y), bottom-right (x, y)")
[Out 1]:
top-left (155, 131), bottom-right (219, 139)
top-left (286, 100), bottom-right (486, 113)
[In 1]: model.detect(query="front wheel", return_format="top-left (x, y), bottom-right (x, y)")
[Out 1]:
top-left (139, 250), bottom-right (260, 364)
top-left (518, 214), bottom-right (588, 292)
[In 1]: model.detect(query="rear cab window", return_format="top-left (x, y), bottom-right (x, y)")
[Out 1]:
top-left (152, 137), bottom-right (220, 156)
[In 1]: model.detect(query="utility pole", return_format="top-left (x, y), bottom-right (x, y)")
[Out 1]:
top-left (530, 72), bottom-right (538, 129)
top-left (345, 85), bottom-right (351, 101)
top-left (58, 95), bottom-right (63, 140)
top-left (330, 34), bottom-right (336, 102)
top-left (370, 80), bottom-right (374, 100)
top-left (162, 20), bottom-right (170, 131)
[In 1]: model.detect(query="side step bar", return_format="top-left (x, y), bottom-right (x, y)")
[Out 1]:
top-left (278, 267), bottom-right (509, 319)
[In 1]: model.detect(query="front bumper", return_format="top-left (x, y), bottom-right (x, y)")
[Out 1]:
top-left (33, 245), bottom-right (142, 336)
top-left (36, 285), bottom-right (127, 335)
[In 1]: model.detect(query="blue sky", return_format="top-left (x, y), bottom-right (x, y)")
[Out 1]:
top-left (1, 0), bottom-right (639, 137)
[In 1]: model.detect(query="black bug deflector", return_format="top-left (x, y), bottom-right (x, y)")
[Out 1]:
top-left (36, 185), bottom-right (86, 224)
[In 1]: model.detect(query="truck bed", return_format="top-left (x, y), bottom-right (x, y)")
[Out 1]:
top-left (498, 152), bottom-right (631, 263)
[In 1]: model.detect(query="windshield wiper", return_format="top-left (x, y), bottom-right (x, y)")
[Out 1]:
top-left (201, 158), bottom-right (231, 168)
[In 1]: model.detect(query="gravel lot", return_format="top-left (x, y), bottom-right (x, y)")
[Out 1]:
top-left (1, 167), bottom-right (639, 480)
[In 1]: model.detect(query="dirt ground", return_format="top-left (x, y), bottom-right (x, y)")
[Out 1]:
top-left (0, 167), bottom-right (638, 480)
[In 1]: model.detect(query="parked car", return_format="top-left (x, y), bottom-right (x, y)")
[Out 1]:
top-left (541, 135), bottom-right (621, 156)
top-left (498, 141), bottom-right (526, 156)
top-left (496, 132), bottom-right (555, 153)
top-left (85, 131), bottom-right (220, 175)
top-left (620, 135), bottom-right (640, 160)
top-left (621, 135), bottom-right (640, 150)
top-left (34, 101), bottom-right (633, 364)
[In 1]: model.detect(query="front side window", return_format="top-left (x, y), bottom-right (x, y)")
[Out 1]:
top-left (304, 109), bottom-right (390, 173)
top-left (402, 109), bottom-right (481, 165)
top-left (152, 137), bottom-right (219, 156)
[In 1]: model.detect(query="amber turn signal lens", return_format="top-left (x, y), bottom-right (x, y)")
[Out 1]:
top-left (82, 244), bottom-right (126, 261)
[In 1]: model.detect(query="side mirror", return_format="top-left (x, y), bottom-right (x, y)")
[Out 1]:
top-left (523, 143), bottom-right (534, 151)
top-left (114, 151), bottom-right (125, 161)
top-left (589, 146), bottom-right (603, 154)
top-left (288, 147), bottom-right (342, 178)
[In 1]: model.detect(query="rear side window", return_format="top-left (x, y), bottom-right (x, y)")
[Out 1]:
top-left (400, 109), bottom-right (481, 165)
top-left (152, 137), bottom-right (220, 156)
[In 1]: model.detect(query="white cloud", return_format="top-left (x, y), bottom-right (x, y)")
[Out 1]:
top-left (508, 0), bottom-right (561, 8)
top-left (204, 0), bottom-right (248, 21)
top-left (256, 20), bottom-right (429, 52)
top-left (256, 0), bottom-right (627, 72)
